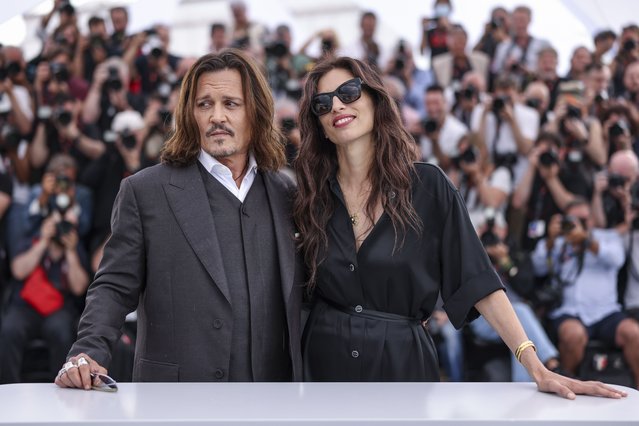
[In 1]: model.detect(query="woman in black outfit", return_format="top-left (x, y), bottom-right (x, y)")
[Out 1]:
top-left (294, 56), bottom-right (625, 399)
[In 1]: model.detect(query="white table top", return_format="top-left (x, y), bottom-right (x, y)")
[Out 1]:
top-left (0, 382), bottom-right (637, 425)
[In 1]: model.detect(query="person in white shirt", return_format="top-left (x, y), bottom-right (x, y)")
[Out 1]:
top-left (420, 84), bottom-right (467, 172)
top-left (491, 5), bottom-right (550, 77)
top-left (471, 75), bottom-right (539, 185)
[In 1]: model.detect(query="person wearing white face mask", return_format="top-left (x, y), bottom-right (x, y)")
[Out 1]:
top-left (420, 0), bottom-right (453, 61)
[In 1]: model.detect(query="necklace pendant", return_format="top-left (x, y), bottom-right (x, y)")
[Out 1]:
top-left (350, 213), bottom-right (359, 226)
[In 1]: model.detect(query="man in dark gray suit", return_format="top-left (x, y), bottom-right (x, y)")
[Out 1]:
top-left (55, 49), bottom-right (303, 388)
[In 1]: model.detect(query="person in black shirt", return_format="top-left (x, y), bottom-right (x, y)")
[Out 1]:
top-left (295, 56), bottom-right (626, 399)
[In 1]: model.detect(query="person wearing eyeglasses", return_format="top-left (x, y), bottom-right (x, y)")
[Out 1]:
top-left (294, 56), bottom-right (627, 399)
top-left (55, 49), bottom-right (304, 389)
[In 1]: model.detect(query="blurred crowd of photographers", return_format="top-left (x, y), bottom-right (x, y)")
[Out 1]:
top-left (1, 0), bottom-right (639, 385)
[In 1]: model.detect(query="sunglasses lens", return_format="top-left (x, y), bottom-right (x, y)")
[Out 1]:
top-left (312, 94), bottom-right (332, 116)
top-left (337, 82), bottom-right (361, 104)
top-left (91, 373), bottom-right (118, 391)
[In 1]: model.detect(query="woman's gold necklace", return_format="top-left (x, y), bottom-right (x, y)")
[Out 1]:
top-left (338, 175), bottom-right (368, 228)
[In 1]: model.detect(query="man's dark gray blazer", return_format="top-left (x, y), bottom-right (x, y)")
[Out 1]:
top-left (69, 162), bottom-right (304, 381)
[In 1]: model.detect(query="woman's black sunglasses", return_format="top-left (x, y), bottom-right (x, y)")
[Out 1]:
top-left (311, 78), bottom-right (363, 116)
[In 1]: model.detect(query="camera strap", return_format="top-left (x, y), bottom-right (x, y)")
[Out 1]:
top-left (547, 240), bottom-right (585, 289)
top-left (504, 36), bottom-right (533, 68)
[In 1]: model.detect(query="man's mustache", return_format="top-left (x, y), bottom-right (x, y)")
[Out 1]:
top-left (206, 124), bottom-right (234, 137)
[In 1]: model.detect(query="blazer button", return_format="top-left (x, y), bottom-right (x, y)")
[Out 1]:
top-left (348, 264), bottom-right (355, 272)
top-left (351, 350), bottom-right (359, 358)
top-left (213, 319), bottom-right (223, 329)
top-left (355, 305), bottom-right (363, 313)
top-left (215, 369), bottom-right (225, 379)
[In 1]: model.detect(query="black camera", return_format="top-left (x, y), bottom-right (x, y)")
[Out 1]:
top-left (394, 40), bottom-right (407, 72)
top-left (623, 39), bottom-right (637, 52)
top-left (560, 215), bottom-right (587, 234)
top-left (421, 117), bottom-right (438, 134)
top-left (452, 145), bottom-right (478, 168)
top-left (608, 173), bottom-right (628, 188)
top-left (144, 28), bottom-right (157, 37)
top-left (265, 41), bottom-right (289, 58)
top-left (321, 38), bottom-right (334, 53)
top-left (565, 104), bottom-right (582, 119)
top-left (609, 120), bottom-right (629, 139)
top-left (0, 131), bottom-right (21, 151)
top-left (230, 36), bottom-right (250, 50)
top-left (492, 95), bottom-right (509, 114)
top-left (105, 66), bottom-right (123, 91)
top-left (480, 208), bottom-right (499, 247)
top-left (461, 85), bottom-right (477, 100)
top-left (489, 18), bottom-right (503, 30)
top-left (54, 108), bottom-right (72, 126)
top-left (560, 215), bottom-right (577, 234)
top-left (50, 62), bottom-right (70, 82)
top-left (539, 150), bottom-right (559, 167)
top-left (50, 193), bottom-right (74, 244)
top-left (120, 129), bottom-right (137, 149)
top-left (5, 62), bottom-right (21, 78)
top-left (525, 98), bottom-right (542, 110)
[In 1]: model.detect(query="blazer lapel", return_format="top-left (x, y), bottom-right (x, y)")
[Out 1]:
top-left (263, 172), bottom-right (295, 305)
top-left (163, 164), bottom-right (231, 304)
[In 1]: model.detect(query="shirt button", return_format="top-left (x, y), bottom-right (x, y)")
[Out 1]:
top-left (351, 350), bottom-right (359, 358)
top-left (348, 264), bottom-right (355, 272)
top-left (355, 305), bottom-right (363, 313)
top-left (215, 369), bottom-right (225, 379)
top-left (213, 319), bottom-right (223, 329)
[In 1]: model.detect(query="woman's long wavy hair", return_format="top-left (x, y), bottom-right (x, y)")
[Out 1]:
top-left (161, 49), bottom-right (286, 171)
top-left (294, 57), bottom-right (422, 288)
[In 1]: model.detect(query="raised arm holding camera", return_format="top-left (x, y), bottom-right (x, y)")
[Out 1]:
top-left (420, 84), bottom-right (467, 170)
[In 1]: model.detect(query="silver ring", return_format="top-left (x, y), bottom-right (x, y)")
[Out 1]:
top-left (62, 361), bottom-right (75, 371)
top-left (77, 357), bottom-right (88, 367)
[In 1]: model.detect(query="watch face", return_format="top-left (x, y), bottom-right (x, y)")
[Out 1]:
top-left (508, 266), bottom-right (518, 277)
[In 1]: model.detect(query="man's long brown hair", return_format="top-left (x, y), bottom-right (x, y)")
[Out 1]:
top-left (294, 57), bottom-right (422, 287)
top-left (161, 49), bottom-right (286, 170)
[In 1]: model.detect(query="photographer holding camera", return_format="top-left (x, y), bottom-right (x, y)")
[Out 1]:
top-left (431, 24), bottom-right (490, 90)
top-left (125, 25), bottom-right (181, 97)
top-left (449, 136), bottom-right (512, 230)
top-left (600, 103), bottom-right (636, 158)
top-left (451, 71), bottom-right (484, 128)
top-left (81, 57), bottom-right (145, 135)
top-left (471, 75), bottom-right (539, 184)
top-left (491, 6), bottom-right (550, 82)
top-left (420, 0), bottom-right (452, 60)
top-left (523, 81), bottom-right (551, 128)
top-left (80, 110), bottom-right (150, 258)
top-left (473, 7), bottom-right (510, 62)
top-left (591, 150), bottom-right (638, 231)
top-left (611, 25), bottom-right (639, 98)
top-left (420, 84), bottom-right (468, 171)
top-left (513, 132), bottom-right (582, 251)
top-left (26, 154), bottom-right (92, 243)
top-left (531, 198), bottom-right (639, 384)
top-left (0, 157), bottom-right (90, 383)
top-left (264, 25), bottom-right (302, 99)
top-left (31, 92), bottom-right (105, 176)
